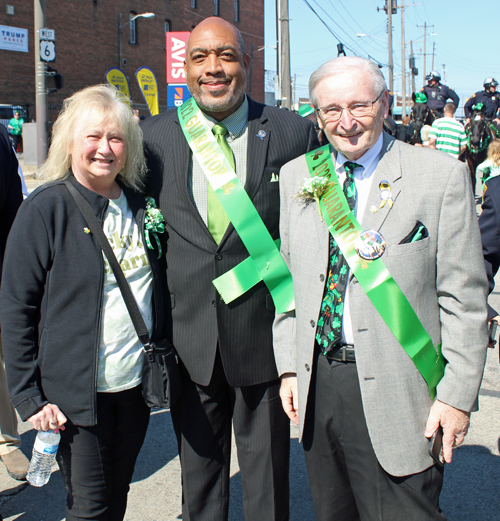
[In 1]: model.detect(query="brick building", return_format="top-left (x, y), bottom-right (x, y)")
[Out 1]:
top-left (0, 0), bottom-right (265, 120)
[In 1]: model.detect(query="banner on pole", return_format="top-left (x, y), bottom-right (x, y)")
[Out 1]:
top-left (105, 68), bottom-right (131, 106)
top-left (136, 67), bottom-right (159, 116)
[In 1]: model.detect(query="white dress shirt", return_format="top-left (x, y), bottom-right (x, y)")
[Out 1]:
top-left (333, 133), bottom-right (384, 344)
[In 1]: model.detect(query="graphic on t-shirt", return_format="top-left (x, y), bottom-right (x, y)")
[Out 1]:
top-left (98, 192), bottom-right (154, 393)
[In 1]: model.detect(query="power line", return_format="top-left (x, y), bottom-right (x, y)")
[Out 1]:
top-left (309, 0), bottom-right (379, 58)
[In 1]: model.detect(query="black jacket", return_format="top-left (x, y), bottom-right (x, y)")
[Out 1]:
top-left (141, 99), bottom-right (319, 387)
top-left (479, 175), bottom-right (500, 319)
top-left (420, 84), bottom-right (460, 111)
top-left (0, 123), bottom-right (22, 277)
top-left (464, 90), bottom-right (500, 119)
top-left (0, 176), bottom-right (166, 425)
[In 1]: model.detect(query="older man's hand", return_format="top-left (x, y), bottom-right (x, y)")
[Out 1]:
top-left (425, 400), bottom-right (470, 464)
top-left (280, 373), bottom-right (299, 425)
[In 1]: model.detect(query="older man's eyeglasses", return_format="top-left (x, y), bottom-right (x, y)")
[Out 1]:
top-left (317, 91), bottom-right (384, 122)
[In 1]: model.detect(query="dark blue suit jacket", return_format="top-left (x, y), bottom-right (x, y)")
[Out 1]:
top-left (479, 175), bottom-right (500, 318)
top-left (141, 99), bottom-right (319, 386)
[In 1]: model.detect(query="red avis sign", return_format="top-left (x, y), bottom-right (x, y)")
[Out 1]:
top-left (166, 32), bottom-right (190, 84)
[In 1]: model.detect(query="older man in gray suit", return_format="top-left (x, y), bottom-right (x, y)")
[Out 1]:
top-left (273, 56), bottom-right (488, 520)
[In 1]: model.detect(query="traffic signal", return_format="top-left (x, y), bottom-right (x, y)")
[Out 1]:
top-left (46, 66), bottom-right (64, 92)
top-left (383, 0), bottom-right (397, 14)
top-left (409, 57), bottom-right (418, 76)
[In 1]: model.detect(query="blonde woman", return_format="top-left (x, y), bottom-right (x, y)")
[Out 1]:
top-left (0, 85), bottom-right (166, 521)
top-left (477, 140), bottom-right (500, 185)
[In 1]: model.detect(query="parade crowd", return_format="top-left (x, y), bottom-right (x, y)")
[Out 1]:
top-left (1, 15), bottom-right (498, 521)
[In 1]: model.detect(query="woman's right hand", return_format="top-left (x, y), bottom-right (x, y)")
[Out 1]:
top-left (28, 404), bottom-right (67, 432)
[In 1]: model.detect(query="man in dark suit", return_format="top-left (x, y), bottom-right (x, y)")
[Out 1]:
top-left (479, 175), bottom-right (500, 352)
top-left (141, 17), bottom-right (318, 521)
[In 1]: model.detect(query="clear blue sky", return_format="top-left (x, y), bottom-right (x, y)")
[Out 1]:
top-left (264, 0), bottom-right (499, 111)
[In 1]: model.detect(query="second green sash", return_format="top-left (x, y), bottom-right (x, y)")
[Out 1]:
top-left (305, 145), bottom-right (445, 399)
top-left (178, 98), bottom-right (294, 313)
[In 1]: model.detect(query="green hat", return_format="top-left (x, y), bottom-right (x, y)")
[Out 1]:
top-left (298, 104), bottom-right (315, 117)
top-left (472, 102), bottom-right (485, 112)
top-left (414, 92), bottom-right (428, 104)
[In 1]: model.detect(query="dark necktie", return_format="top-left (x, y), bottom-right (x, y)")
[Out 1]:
top-left (316, 161), bottom-right (359, 354)
top-left (207, 123), bottom-right (234, 244)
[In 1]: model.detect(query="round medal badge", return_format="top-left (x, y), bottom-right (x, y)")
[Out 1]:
top-left (355, 230), bottom-right (386, 260)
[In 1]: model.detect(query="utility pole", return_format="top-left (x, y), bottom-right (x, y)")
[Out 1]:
top-left (417, 22), bottom-right (434, 87)
top-left (275, 0), bottom-right (281, 105)
top-left (442, 64), bottom-right (446, 85)
top-left (400, 0), bottom-right (406, 119)
top-left (387, 2), bottom-right (394, 93)
top-left (377, 1), bottom-right (394, 94)
top-left (279, 0), bottom-right (292, 109)
top-left (34, 0), bottom-right (48, 168)
top-left (432, 41), bottom-right (435, 71)
top-left (293, 73), bottom-right (296, 108)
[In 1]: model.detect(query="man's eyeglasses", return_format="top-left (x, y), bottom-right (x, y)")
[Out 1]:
top-left (317, 91), bottom-right (384, 122)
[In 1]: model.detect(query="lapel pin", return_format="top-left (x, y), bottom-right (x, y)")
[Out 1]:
top-left (378, 180), bottom-right (394, 209)
top-left (370, 205), bottom-right (378, 214)
top-left (256, 130), bottom-right (266, 140)
top-left (83, 227), bottom-right (91, 234)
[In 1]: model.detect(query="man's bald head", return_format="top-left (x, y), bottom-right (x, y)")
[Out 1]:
top-left (190, 17), bottom-right (246, 56)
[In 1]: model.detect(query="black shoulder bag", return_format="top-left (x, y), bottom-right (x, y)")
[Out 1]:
top-left (64, 180), bottom-right (180, 409)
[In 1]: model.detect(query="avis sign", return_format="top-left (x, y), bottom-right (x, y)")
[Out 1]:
top-left (166, 32), bottom-right (190, 84)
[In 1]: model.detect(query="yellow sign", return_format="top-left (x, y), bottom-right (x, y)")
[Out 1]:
top-left (105, 68), bottom-right (131, 106)
top-left (135, 67), bottom-right (159, 116)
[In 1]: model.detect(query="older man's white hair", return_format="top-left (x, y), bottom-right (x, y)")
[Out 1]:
top-left (309, 57), bottom-right (387, 106)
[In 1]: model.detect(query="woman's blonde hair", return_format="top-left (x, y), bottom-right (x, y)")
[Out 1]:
top-left (39, 84), bottom-right (146, 191)
top-left (487, 140), bottom-right (500, 167)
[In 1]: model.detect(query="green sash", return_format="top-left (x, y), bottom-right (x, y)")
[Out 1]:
top-left (178, 98), bottom-right (295, 313)
top-left (305, 145), bottom-right (445, 398)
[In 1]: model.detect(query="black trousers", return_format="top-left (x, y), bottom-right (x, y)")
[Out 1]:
top-left (11, 134), bottom-right (22, 153)
top-left (171, 352), bottom-right (290, 521)
top-left (303, 350), bottom-right (446, 521)
top-left (56, 386), bottom-right (150, 521)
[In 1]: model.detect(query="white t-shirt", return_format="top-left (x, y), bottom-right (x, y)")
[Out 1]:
top-left (97, 191), bottom-right (154, 392)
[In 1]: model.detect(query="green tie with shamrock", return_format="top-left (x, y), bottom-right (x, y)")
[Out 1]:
top-left (316, 161), bottom-right (359, 355)
top-left (208, 123), bottom-right (234, 244)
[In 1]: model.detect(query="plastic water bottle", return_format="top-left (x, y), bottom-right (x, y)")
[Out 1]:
top-left (26, 429), bottom-right (60, 487)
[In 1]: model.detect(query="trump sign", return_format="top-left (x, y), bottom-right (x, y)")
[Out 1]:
top-left (166, 32), bottom-right (190, 84)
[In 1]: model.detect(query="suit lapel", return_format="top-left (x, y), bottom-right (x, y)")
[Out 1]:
top-left (245, 100), bottom-right (270, 201)
top-left (360, 133), bottom-right (402, 232)
top-left (218, 99), bottom-right (270, 248)
top-left (173, 115), bottom-right (216, 244)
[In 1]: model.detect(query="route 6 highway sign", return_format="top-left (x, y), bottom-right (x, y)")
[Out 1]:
top-left (40, 40), bottom-right (55, 62)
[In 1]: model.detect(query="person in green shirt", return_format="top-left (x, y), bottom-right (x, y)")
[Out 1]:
top-left (8, 112), bottom-right (24, 153)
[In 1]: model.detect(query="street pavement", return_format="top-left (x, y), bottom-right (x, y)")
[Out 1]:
top-left (0, 166), bottom-right (499, 520)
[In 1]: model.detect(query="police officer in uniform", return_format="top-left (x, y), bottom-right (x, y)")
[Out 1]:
top-left (464, 78), bottom-right (500, 131)
top-left (420, 71), bottom-right (460, 118)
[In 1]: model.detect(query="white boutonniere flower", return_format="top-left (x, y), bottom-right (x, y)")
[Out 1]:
top-left (293, 176), bottom-right (332, 221)
top-left (144, 197), bottom-right (166, 258)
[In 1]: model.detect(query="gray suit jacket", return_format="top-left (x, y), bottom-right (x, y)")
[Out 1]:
top-left (273, 133), bottom-right (489, 476)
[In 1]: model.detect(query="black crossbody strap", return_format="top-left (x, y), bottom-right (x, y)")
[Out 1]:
top-left (64, 180), bottom-right (151, 346)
